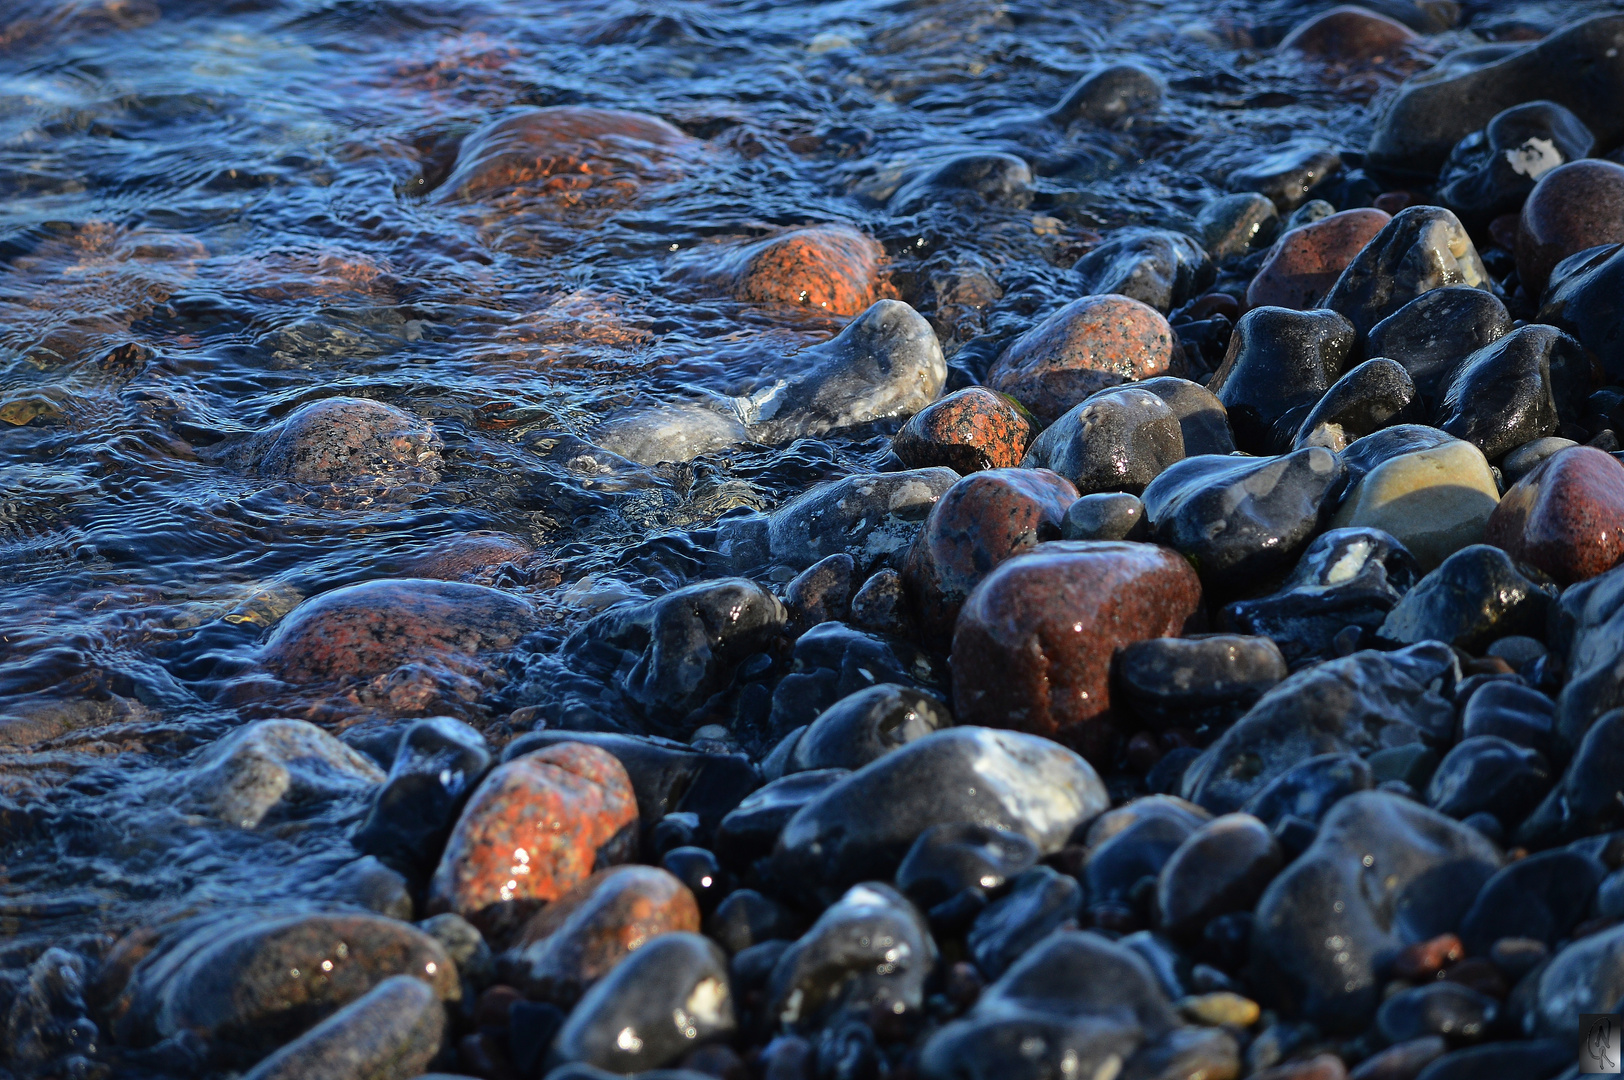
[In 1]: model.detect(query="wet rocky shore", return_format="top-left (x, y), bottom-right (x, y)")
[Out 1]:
top-left (7, 1), bottom-right (1624, 1079)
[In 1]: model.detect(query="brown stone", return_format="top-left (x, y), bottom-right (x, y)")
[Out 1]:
top-left (1517, 159), bottom-right (1624, 297)
top-left (709, 225), bottom-right (883, 315)
top-left (1253, 1054), bottom-right (1347, 1080)
top-left (1486, 446), bottom-right (1624, 585)
top-left (427, 742), bottom-right (638, 939)
top-left (228, 396), bottom-right (444, 486)
top-left (506, 865), bottom-right (700, 1003)
top-left (1389, 933), bottom-right (1464, 981)
top-left (951, 540), bottom-right (1203, 762)
top-left (1245, 209), bottom-right (1391, 311)
top-left (891, 386), bottom-right (1036, 473)
top-left (986, 295), bottom-right (1174, 424)
top-left (901, 468), bottom-right (1079, 648)
top-left (1280, 6), bottom-right (1418, 61)
top-left (260, 578), bottom-right (537, 684)
top-left (399, 533), bottom-right (536, 583)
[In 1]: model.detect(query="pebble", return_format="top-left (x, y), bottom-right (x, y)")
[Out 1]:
top-left (1115, 634), bottom-right (1287, 730)
top-left (1551, 564), bottom-right (1624, 751)
top-left (1348, 1036), bottom-right (1446, 1080)
top-left (1082, 800), bottom-right (1205, 917)
top-left (1376, 982), bottom-right (1496, 1045)
top-left (1378, 544), bottom-right (1557, 652)
top-left (1406, 1039), bottom-right (1572, 1080)
top-left (1208, 306), bottom-right (1355, 454)
top-left (223, 396), bottom-right (443, 486)
top-left (900, 467), bottom-right (1078, 646)
top-left (764, 620), bottom-right (940, 739)
top-left (1156, 813), bottom-right (1282, 938)
top-left (1280, 5), bottom-right (1418, 60)
top-left (1073, 227), bottom-right (1213, 313)
top-left (1437, 101), bottom-right (1594, 224)
top-left (1330, 440), bottom-right (1500, 571)
top-left (887, 151), bottom-right (1034, 215)
top-left (260, 578), bottom-right (537, 685)
top-left (950, 541), bottom-right (1203, 757)
top-left (1537, 242), bottom-right (1624, 382)
top-left (398, 533), bottom-right (536, 585)
top-left (1517, 708), bottom-right (1624, 847)
top-left (427, 742), bottom-right (639, 937)
top-left (967, 867), bottom-right (1082, 976)
top-left (1486, 446), bottom-right (1624, 585)
top-left (1228, 143), bottom-right (1343, 211)
top-left (706, 888), bottom-right (802, 954)
top-left (186, 718), bottom-right (384, 829)
top-left (547, 933), bottom-right (734, 1073)
top-left (1179, 990), bottom-right (1260, 1027)
top-left (714, 769), bottom-right (845, 867)
top-left (847, 568), bottom-right (910, 637)
top-left (1501, 436), bottom-right (1577, 486)
top-left (1458, 848), bottom-right (1604, 956)
top-left (4, 948), bottom-right (93, 1076)
top-left (1142, 447), bottom-right (1343, 594)
top-left (787, 683), bottom-right (950, 773)
top-left (1019, 385), bottom-right (1185, 495)
top-left (784, 553), bottom-right (855, 634)
top-left (891, 386), bottom-right (1034, 473)
top-left (241, 974), bottom-right (444, 1080)
top-left (1425, 735), bottom-right (1551, 827)
top-left (1293, 357), bottom-right (1419, 452)
top-left (770, 727), bottom-right (1107, 901)
top-left (1250, 792), bottom-right (1502, 1029)
top-left (1131, 375), bottom-right (1236, 455)
top-left (1047, 63), bottom-right (1164, 126)
top-left (1460, 681), bottom-right (1555, 754)
top-left (587, 401), bottom-right (748, 465)
top-left (756, 467), bottom-right (959, 571)
top-left (1515, 159), bottom-right (1624, 298)
top-left (1434, 324), bottom-right (1597, 463)
top-left (1196, 192), bottom-right (1280, 260)
top-left (1531, 920), bottom-right (1624, 1040)
top-left (896, 822), bottom-right (1040, 909)
top-left (708, 224), bottom-right (882, 315)
top-left (353, 716), bottom-right (490, 879)
top-left (1245, 210), bottom-right (1390, 312)
top-left (986, 294), bottom-right (1175, 424)
top-left (1365, 287), bottom-right (1512, 403)
top-left (1060, 491), bottom-right (1147, 541)
top-left (1242, 753), bottom-right (1374, 828)
top-left (1323, 206), bottom-right (1491, 340)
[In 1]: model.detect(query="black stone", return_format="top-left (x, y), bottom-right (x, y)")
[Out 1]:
top-left (1438, 101), bottom-right (1595, 224)
top-left (888, 153), bottom-right (1034, 215)
top-left (1537, 242), bottom-right (1624, 383)
top-left (1425, 735), bottom-right (1551, 827)
top-left (1378, 544), bottom-right (1558, 653)
top-left (660, 847), bottom-right (728, 913)
top-left (1293, 358), bottom-right (1421, 453)
top-left (706, 889), bottom-right (803, 955)
top-left (1367, 288), bottom-right (1513, 403)
top-left (1227, 143), bottom-right (1342, 211)
top-left (1208, 306), bottom-right (1355, 454)
top-left (967, 867), bottom-right (1082, 977)
top-left (1155, 813), bottom-right (1282, 938)
top-left (1073, 227), bottom-right (1214, 314)
top-left (1338, 425), bottom-right (1461, 497)
top-left (1115, 634), bottom-right (1288, 731)
top-left (788, 683), bottom-right (950, 774)
top-left (1458, 849), bottom-right (1605, 955)
top-left (1376, 982), bottom-right (1497, 1044)
top-left (352, 717), bottom-right (491, 881)
top-left (1048, 63), bottom-right (1164, 127)
top-left (1459, 680), bottom-right (1556, 756)
top-left (765, 621), bottom-right (941, 743)
top-left (1021, 386), bottom-right (1185, 495)
top-left (785, 553), bottom-right (855, 635)
top-left (1517, 708), bottom-right (1624, 847)
top-left (1323, 206), bottom-right (1492, 340)
top-left (1060, 492), bottom-right (1148, 542)
top-left (1435, 324), bottom-right (1598, 462)
top-left (1241, 753), bottom-right (1374, 829)
top-left (714, 769), bottom-right (848, 868)
top-left (895, 822), bottom-right (1041, 910)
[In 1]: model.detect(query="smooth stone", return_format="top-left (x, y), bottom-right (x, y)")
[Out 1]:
top-left (353, 717), bottom-right (490, 879)
top-left (787, 683), bottom-right (951, 773)
top-left (186, 719), bottom-right (384, 829)
top-left (1242, 753), bottom-right (1374, 828)
top-left (1347, 1036), bottom-right (1447, 1080)
top-left (1323, 206), bottom-right (1491, 340)
top-left (427, 743), bottom-right (638, 937)
top-left (1460, 681), bottom-right (1556, 754)
top-left (588, 403), bottom-right (748, 465)
top-left (1210, 306), bottom-right (1356, 454)
top-left (1020, 385), bottom-right (1185, 495)
top-left (1083, 800), bottom-right (1207, 913)
top-left (1365, 14), bottom-right (1624, 175)
top-left (1129, 375), bottom-right (1236, 455)
top-left (1517, 708), bottom-right (1624, 847)
top-left (987, 294), bottom-right (1176, 425)
top-left (1366, 287), bottom-right (1512, 402)
top-left (763, 620), bottom-right (941, 740)
top-left (417, 913), bottom-right (492, 987)
top-left (1407, 1039), bottom-right (1571, 1080)
top-left (1061, 491), bottom-right (1147, 542)
top-left (1376, 982), bottom-right (1496, 1044)
top-left (1532, 921), bottom-right (1624, 1041)
top-left (1115, 634), bottom-right (1288, 730)
top-left (1048, 63), bottom-right (1164, 126)
top-left (1179, 991), bottom-right (1259, 1027)
top-left (1458, 849), bottom-right (1604, 956)
top-left (1330, 440), bottom-right (1499, 571)
top-left (1552, 565), bottom-right (1624, 751)
top-left (1228, 143), bottom-right (1343, 212)
top-left (1487, 446), bottom-right (1624, 586)
top-left (241, 975), bottom-right (444, 1080)
top-left (1183, 642), bottom-right (1458, 813)
top-left (1435, 324), bottom-right (1597, 463)
top-left (1074, 228), bottom-right (1214, 314)
top-left (260, 579), bottom-right (537, 685)
top-left (950, 541), bottom-right (1203, 759)
top-left (1537, 242), bottom-right (1624, 382)
top-left (1246, 210), bottom-right (1390, 312)
top-left (1122, 1026), bottom-right (1242, 1080)
top-left (1156, 813), bottom-right (1282, 938)
top-left (713, 769), bottom-right (847, 868)
top-left (892, 387), bottom-right (1035, 473)
top-left (848, 567), bottom-right (911, 637)
top-left (895, 822), bottom-right (1041, 909)
top-left (706, 224), bottom-right (882, 316)
top-left (1368, 742), bottom-right (1439, 790)
top-left (1516, 159), bottom-right (1624, 297)
top-left (770, 728), bottom-right (1108, 903)
top-left (1280, 6), bottom-right (1418, 61)
top-left (900, 467), bottom-right (1078, 647)
top-left (1293, 358), bottom-right (1420, 453)
top-left (740, 299), bottom-right (947, 443)
top-left (705, 889), bottom-right (802, 954)
top-left (1425, 735), bottom-right (1551, 827)
top-left (1501, 436), bottom-right (1578, 486)
top-left (887, 152), bottom-right (1034, 215)
top-left (1250, 792), bottom-right (1502, 1030)
top-left (504, 865), bottom-right (700, 1004)
top-left (1142, 448), bottom-right (1344, 595)
top-left (1287, 199), bottom-right (1336, 229)
top-left (784, 553), bottom-right (855, 634)
top-left (1338, 425), bottom-right (1460, 496)
top-left (967, 866), bottom-right (1082, 977)
top-left (1437, 101), bottom-right (1594, 224)
top-left (224, 396), bottom-right (443, 485)
top-left (397, 532), bottom-right (535, 585)
top-left (918, 1013), bottom-right (1141, 1080)
top-left (1378, 544), bottom-right (1557, 652)
top-left (1196, 192), bottom-right (1280, 260)
top-left (547, 933), bottom-right (733, 1073)
top-left (761, 468), bottom-right (959, 571)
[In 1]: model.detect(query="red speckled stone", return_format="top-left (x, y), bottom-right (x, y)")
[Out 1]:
top-left (901, 468), bottom-right (1079, 648)
top-left (892, 387), bottom-right (1036, 473)
top-left (399, 533), bottom-right (536, 583)
top-left (716, 225), bottom-right (883, 315)
top-left (1279, 5), bottom-right (1418, 60)
top-left (1246, 209), bottom-right (1390, 311)
top-left (951, 540), bottom-right (1203, 764)
top-left (1485, 445), bottom-right (1624, 585)
top-left (261, 578), bottom-right (537, 684)
top-left (1516, 159), bottom-right (1624, 298)
top-left (427, 742), bottom-right (638, 938)
top-left (986, 295), bottom-right (1174, 425)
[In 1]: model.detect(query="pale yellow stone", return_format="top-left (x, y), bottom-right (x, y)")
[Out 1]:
top-left (1179, 991), bottom-right (1261, 1027)
top-left (1331, 440), bottom-right (1500, 570)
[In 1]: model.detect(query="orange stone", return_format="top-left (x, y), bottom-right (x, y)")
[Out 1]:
top-left (716, 225), bottom-right (883, 315)
top-left (428, 742), bottom-right (638, 939)
top-left (1279, 6), bottom-right (1419, 61)
top-left (1246, 209), bottom-right (1391, 311)
top-left (891, 386), bottom-right (1036, 473)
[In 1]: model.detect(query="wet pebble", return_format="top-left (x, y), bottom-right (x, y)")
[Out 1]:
top-left (967, 866), bottom-right (1081, 977)
top-left (1518, 708), bottom-right (1624, 847)
top-left (707, 224), bottom-right (882, 315)
top-left (1156, 813), bottom-right (1282, 938)
top-left (1242, 753), bottom-right (1374, 828)
top-left (1516, 158), bottom-right (1624, 297)
top-left (787, 683), bottom-right (950, 773)
top-left (1323, 206), bottom-right (1491, 340)
top-left (1460, 680), bottom-right (1556, 754)
top-left (1378, 544), bottom-right (1557, 652)
top-left (353, 717), bottom-right (490, 880)
top-left (224, 396), bottom-right (443, 486)
top-left (241, 974), bottom-right (444, 1080)
top-left (1047, 62), bottom-right (1164, 126)
top-left (706, 888), bottom-right (802, 955)
top-left (1132, 375), bottom-right (1235, 455)
top-left (1330, 440), bottom-right (1500, 571)
top-left (1019, 385), bottom-right (1185, 495)
top-left (887, 152), bottom-right (1033, 215)
top-left (1072, 227), bottom-right (1213, 313)
top-left (714, 769), bottom-right (846, 868)
top-left (891, 386), bottom-right (1034, 473)
top-left (1208, 306), bottom-right (1355, 454)
top-left (755, 467), bottom-right (958, 571)
top-left (1458, 848), bottom-right (1604, 956)
top-left (1280, 5), bottom-right (1418, 61)
top-left (1425, 735), bottom-right (1550, 828)
top-left (1486, 445), bottom-right (1624, 586)
top-left (1293, 357), bottom-right (1420, 452)
top-left (1245, 210), bottom-right (1390, 312)
top-left (847, 567), bottom-right (911, 637)
top-left (1375, 982), bottom-right (1496, 1045)
top-left (1196, 192), bottom-right (1280, 260)
top-left (187, 718), bottom-right (384, 829)
top-left (1530, 921), bottom-right (1624, 1040)
top-left (1537, 242), bottom-right (1624, 382)
top-left (1434, 324), bottom-right (1597, 463)
top-left (895, 822), bottom-right (1040, 909)
top-left (764, 620), bottom-right (939, 740)
top-left (1060, 491), bottom-right (1147, 541)
top-left (784, 553), bottom-right (855, 634)
top-left (1366, 287), bottom-right (1512, 404)
top-left (1437, 101), bottom-right (1593, 225)
top-left (1228, 143), bottom-right (1343, 212)
top-left (1115, 634), bottom-right (1287, 731)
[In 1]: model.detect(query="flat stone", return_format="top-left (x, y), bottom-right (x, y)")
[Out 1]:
top-left (1242, 753), bottom-right (1373, 828)
top-left (1516, 159), bottom-right (1624, 297)
top-left (187, 719), bottom-right (385, 830)
top-left (1486, 445), bottom-right (1624, 585)
top-left (1330, 440), bottom-right (1500, 571)
top-left (1458, 849), bottom-right (1603, 956)
top-left (1323, 206), bottom-right (1491, 340)
top-left (1156, 813), bottom-right (1282, 937)
top-left (241, 974), bottom-right (445, 1080)
top-left (1366, 286), bottom-right (1512, 402)
top-left (1246, 210), bottom-right (1390, 312)
top-left (1228, 143), bottom-right (1343, 212)
top-left (892, 387), bottom-right (1034, 473)
top-left (1518, 709), bottom-right (1624, 847)
top-left (1280, 6), bottom-right (1418, 61)
top-left (784, 553), bottom-right (855, 634)
top-left (1208, 306), bottom-right (1355, 454)
top-left (1020, 385), bottom-right (1185, 495)
top-left (1378, 544), bottom-right (1557, 652)
top-left (1434, 324), bottom-right (1597, 463)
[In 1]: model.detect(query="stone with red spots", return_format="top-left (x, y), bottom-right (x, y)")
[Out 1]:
top-left (260, 578), bottom-right (537, 685)
top-left (891, 386), bottom-right (1035, 473)
top-left (1516, 159), bottom-right (1624, 297)
top-left (1245, 209), bottom-right (1390, 311)
top-left (710, 225), bottom-right (883, 315)
top-left (901, 468), bottom-right (1079, 648)
top-left (226, 397), bottom-right (444, 486)
top-left (399, 533), bottom-right (537, 583)
top-left (1279, 6), bottom-right (1418, 61)
top-left (505, 864), bottom-right (700, 1004)
top-left (1486, 446), bottom-right (1624, 586)
top-left (986, 295), bottom-right (1175, 425)
top-left (427, 742), bottom-right (638, 939)
top-left (951, 540), bottom-right (1204, 764)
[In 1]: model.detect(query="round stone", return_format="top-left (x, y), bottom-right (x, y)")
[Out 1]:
top-left (892, 386), bottom-right (1035, 473)
top-left (1517, 159), bottom-right (1624, 297)
top-left (1279, 5), bottom-right (1419, 61)
top-left (1246, 210), bottom-right (1389, 312)
top-left (709, 224), bottom-right (883, 315)
top-left (1331, 440), bottom-right (1500, 570)
top-left (1486, 445), bottom-right (1624, 585)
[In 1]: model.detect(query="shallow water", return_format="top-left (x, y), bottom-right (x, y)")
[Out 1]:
top-left (0, 0), bottom-right (1609, 1052)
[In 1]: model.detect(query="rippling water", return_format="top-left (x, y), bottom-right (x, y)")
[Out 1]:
top-left (0, 0), bottom-right (1608, 1044)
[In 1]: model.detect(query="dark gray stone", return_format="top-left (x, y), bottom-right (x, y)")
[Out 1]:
top-left (1438, 101), bottom-right (1595, 224)
top-left (1323, 206), bottom-right (1492, 341)
top-left (1293, 358), bottom-right (1420, 453)
top-left (895, 822), bottom-right (1041, 909)
top-left (1518, 709), bottom-right (1624, 848)
top-left (1458, 849), bottom-right (1604, 955)
top-left (888, 153), bottom-right (1034, 215)
top-left (1155, 813), bottom-right (1282, 938)
top-left (787, 683), bottom-right (951, 774)
top-left (1208, 306), bottom-right (1355, 454)
top-left (241, 975), bottom-right (445, 1080)
top-left (1242, 753), bottom-right (1374, 828)
top-left (1060, 491), bottom-right (1148, 542)
top-left (1435, 324), bottom-right (1597, 463)
top-left (1048, 63), bottom-right (1164, 127)
top-left (1227, 143), bottom-right (1342, 211)
top-left (1537, 242), bottom-right (1624, 383)
top-left (1195, 193), bottom-right (1280, 260)
top-left (759, 468), bottom-right (959, 571)
top-left (1379, 544), bottom-right (1558, 653)
top-left (967, 866), bottom-right (1082, 976)
top-left (1129, 376), bottom-right (1235, 456)
top-left (1376, 982), bottom-right (1496, 1045)
top-left (1021, 386), bottom-right (1185, 495)
top-left (1426, 735), bottom-right (1551, 828)
top-left (1073, 227), bottom-right (1213, 313)
top-left (1367, 287), bottom-right (1513, 403)
top-left (353, 717), bottom-right (490, 880)
top-left (1115, 634), bottom-right (1288, 731)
